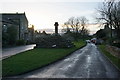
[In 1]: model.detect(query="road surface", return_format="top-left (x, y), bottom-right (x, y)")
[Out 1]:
top-left (11, 43), bottom-right (120, 78)
top-left (2, 44), bottom-right (36, 59)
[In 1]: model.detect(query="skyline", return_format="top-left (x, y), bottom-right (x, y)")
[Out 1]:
top-left (1, 1), bottom-right (103, 34)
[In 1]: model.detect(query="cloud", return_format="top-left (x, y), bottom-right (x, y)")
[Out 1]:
top-left (1, 0), bottom-right (104, 3)
top-left (87, 24), bottom-right (101, 34)
top-left (1, 1), bottom-right (101, 35)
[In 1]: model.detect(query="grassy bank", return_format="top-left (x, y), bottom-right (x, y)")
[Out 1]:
top-left (98, 45), bottom-right (120, 70)
top-left (3, 40), bottom-right (85, 77)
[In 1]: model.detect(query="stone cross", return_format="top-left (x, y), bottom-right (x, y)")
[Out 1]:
top-left (54, 22), bottom-right (59, 34)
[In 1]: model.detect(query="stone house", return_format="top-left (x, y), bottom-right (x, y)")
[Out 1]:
top-left (104, 24), bottom-right (117, 38)
top-left (28, 25), bottom-right (35, 43)
top-left (1, 12), bottom-right (29, 45)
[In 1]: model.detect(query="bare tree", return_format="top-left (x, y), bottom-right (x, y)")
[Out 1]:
top-left (79, 16), bottom-right (88, 35)
top-left (63, 16), bottom-right (89, 35)
top-left (97, 0), bottom-right (120, 39)
top-left (80, 28), bottom-right (90, 36)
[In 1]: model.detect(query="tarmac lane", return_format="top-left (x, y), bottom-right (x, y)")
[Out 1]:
top-left (2, 44), bottom-right (36, 59)
top-left (8, 43), bottom-right (120, 78)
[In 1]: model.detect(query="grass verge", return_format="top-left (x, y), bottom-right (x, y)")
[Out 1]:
top-left (3, 40), bottom-right (85, 77)
top-left (98, 45), bottom-right (120, 70)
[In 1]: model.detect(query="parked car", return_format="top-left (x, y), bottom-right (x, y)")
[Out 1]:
top-left (95, 39), bottom-right (103, 45)
top-left (91, 38), bottom-right (96, 44)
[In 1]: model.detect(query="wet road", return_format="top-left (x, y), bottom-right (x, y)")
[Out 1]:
top-left (13, 43), bottom-right (120, 78)
top-left (2, 44), bottom-right (36, 59)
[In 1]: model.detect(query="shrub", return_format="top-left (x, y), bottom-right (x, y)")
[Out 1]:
top-left (35, 35), bottom-right (74, 48)
top-left (16, 39), bottom-right (25, 46)
top-left (112, 43), bottom-right (120, 48)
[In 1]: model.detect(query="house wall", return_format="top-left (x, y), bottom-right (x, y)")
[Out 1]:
top-left (19, 14), bottom-right (28, 41)
top-left (1, 13), bottom-right (29, 45)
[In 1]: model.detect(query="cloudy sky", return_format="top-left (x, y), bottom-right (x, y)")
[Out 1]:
top-left (1, 0), bottom-right (104, 34)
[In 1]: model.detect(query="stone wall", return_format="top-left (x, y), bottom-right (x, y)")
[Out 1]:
top-left (106, 45), bottom-right (120, 58)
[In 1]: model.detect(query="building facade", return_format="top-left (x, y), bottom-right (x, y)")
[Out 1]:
top-left (28, 25), bottom-right (35, 43)
top-left (1, 12), bottom-right (29, 45)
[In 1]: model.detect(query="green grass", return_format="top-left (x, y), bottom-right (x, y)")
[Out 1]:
top-left (98, 45), bottom-right (120, 70)
top-left (2, 40), bottom-right (85, 77)
top-left (73, 40), bottom-right (85, 48)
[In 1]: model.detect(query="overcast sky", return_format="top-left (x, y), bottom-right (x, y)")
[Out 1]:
top-left (1, 0), bottom-right (104, 34)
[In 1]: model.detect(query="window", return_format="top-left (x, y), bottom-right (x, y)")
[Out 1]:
top-left (3, 24), bottom-right (7, 32)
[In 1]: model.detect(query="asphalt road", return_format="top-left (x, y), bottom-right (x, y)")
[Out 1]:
top-left (12, 43), bottom-right (120, 78)
top-left (2, 44), bottom-right (36, 59)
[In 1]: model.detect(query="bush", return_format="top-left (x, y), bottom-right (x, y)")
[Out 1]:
top-left (112, 43), bottom-right (120, 48)
top-left (35, 35), bottom-right (74, 48)
top-left (7, 26), bottom-right (18, 45)
top-left (62, 34), bottom-right (75, 41)
top-left (16, 40), bottom-right (25, 46)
